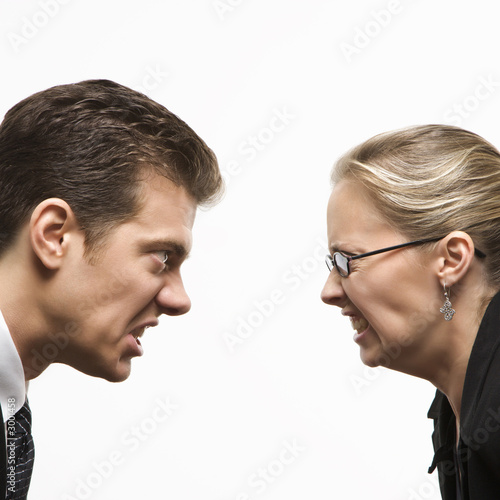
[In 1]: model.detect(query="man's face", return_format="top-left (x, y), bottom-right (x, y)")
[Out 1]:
top-left (52, 175), bottom-right (196, 382)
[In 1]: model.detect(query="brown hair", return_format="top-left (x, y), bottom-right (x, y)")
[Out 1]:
top-left (0, 79), bottom-right (223, 257)
top-left (332, 124), bottom-right (500, 288)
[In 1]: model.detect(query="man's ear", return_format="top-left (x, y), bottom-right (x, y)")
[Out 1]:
top-left (436, 231), bottom-right (476, 287)
top-left (29, 198), bottom-right (78, 270)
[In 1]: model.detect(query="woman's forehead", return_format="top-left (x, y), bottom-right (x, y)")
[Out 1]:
top-left (327, 181), bottom-right (397, 248)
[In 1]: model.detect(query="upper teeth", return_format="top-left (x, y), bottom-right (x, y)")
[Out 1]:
top-left (132, 329), bottom-right (143, 339)
top-left (350, 317), bottom-right (369, 333)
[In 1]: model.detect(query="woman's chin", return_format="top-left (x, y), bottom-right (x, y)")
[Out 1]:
top-left (360, 349), bottom-right (382, 368)
top-left (359, 342), bottom-right (394, 368)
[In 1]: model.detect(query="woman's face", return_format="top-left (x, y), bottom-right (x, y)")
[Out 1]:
top-left (321, 180), bottom-right (443, 371)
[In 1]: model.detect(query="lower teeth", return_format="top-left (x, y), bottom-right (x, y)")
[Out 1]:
top-left (355, 320), bottom-right (369, 333)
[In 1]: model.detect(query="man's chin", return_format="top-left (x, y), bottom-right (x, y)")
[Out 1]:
top-left (100, 362), bottom-right (132, 383)
top-left (101, 369), bottom-right (131, 383)
top-left (69, 359), bottom-right (132, 383)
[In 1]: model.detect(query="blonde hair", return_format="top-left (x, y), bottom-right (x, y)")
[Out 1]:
top-left (332, 124), bottom-right (500, 288)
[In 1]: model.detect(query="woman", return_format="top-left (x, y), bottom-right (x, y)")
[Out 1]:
top-left (321, 124), bottom-right (500, 499)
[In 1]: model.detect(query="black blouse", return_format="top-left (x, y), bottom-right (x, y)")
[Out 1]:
top-left (428, 291), bottom-right (500, 499)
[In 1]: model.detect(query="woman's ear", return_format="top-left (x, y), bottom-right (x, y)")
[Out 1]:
top-left (29, 198), bottom-right (77, 270)
top-left (436, 231), bottom-right (476, 287)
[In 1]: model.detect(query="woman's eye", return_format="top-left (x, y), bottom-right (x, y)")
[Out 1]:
top-left (154, 251), bottom-right (169, 265)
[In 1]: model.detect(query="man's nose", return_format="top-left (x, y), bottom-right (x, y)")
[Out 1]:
top-left (155, 272), bottom-right (191, 316)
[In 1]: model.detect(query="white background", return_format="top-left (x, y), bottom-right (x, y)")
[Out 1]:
top-left (1, 1), bottom-right (500, 499)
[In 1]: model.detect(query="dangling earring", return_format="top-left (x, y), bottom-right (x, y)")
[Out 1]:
top-left (440, 283), bottom-right (455, 321)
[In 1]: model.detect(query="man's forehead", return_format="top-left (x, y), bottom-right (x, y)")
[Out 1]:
top-left (139, 184), bottom-right (196, 222)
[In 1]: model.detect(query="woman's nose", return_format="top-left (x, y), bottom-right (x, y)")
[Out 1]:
top-left (321, 271), bottom-right (347, 307)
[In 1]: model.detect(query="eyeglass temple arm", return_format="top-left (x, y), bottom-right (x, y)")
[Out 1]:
top-left (349, 239), bottom-right (440, 261)
top-left (349, 238), bottom-right (486, 261)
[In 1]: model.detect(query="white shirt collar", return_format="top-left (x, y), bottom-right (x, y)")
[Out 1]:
top-left (0, 310), bottom-right (26, 421)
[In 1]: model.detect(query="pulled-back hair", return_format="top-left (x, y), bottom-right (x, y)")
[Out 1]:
top-left (332, 124), bottom-right (500, 288)
top-left (0, 79), bottom-right (223, 257)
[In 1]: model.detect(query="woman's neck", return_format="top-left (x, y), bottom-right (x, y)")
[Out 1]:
top-left (429, 288), bottom-right (494, 420)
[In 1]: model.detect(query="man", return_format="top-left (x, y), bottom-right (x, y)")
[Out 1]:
top-left (0, 79), bottom-right (223, 499)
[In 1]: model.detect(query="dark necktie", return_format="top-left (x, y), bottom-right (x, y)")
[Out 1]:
top-left (5, 401), bottom-right (34, 500)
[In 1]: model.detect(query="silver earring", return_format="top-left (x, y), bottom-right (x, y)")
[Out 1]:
top-left (440, 283), bottom-right (455, 321)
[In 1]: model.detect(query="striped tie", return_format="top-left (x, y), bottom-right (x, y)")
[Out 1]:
top-left (5, 401), bottom-right (34, 500)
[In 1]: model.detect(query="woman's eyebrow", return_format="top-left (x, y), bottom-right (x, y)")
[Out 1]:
top-left (330, 243), bottom-right (357, 256)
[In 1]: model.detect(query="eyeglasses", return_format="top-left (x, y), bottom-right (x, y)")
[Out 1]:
top-left (325, 237), bottom-right (486, 278)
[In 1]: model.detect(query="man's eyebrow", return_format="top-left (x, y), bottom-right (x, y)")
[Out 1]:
top-left (147, 239), bottom-right (190, 259)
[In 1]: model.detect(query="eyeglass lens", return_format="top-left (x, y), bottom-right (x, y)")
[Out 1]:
top-left (325, 253), bottom-right (350, 276)
top-left (334, 253), bottom-right (349, 276)
top-left (325, 255), bottom-right (334, 272)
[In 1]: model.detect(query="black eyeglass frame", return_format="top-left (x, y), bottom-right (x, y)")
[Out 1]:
top-left (325, 237), bottom-right (486, 278)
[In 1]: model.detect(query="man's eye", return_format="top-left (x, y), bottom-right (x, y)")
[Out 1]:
top-left (154, 251), bottom-right (169, 265)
